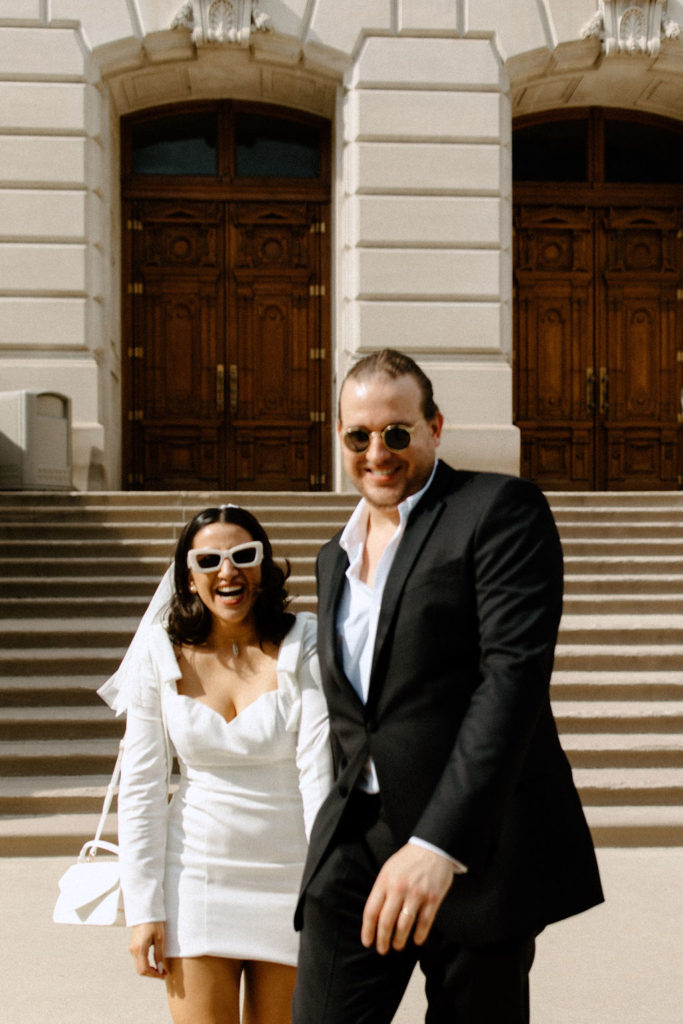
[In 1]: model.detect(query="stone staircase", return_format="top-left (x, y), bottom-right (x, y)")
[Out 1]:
top-left (0, 490), bottom-right (681, 854)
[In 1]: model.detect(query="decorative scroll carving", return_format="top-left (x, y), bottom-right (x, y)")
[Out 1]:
top-left (171, 0), bottom-right (272, 46)
top-left (581, 1), bottom-right (680, 55)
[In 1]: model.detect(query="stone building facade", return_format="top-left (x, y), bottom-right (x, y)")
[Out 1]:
top-left (0, 0), bottom-right (681, 490)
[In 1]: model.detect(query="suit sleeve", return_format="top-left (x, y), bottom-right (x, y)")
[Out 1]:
top-left (412, 477), bottom-right (564, 867)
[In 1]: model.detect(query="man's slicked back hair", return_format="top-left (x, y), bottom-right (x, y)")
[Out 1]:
top-left (338, 348), bottom-right (439, 422)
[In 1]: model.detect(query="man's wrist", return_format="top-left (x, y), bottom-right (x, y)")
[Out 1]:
top-left (408, 836), bottom-right (468, 874)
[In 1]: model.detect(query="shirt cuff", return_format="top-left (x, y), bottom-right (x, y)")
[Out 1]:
top-left (408, 836), bottom-right (468, 874)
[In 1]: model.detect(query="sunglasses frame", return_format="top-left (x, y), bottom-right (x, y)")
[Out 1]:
top-left (187, 540), bottom-right (264, 573)
top-left (341, 421), bottom-right (421, 454)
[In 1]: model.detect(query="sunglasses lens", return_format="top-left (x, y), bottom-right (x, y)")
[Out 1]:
top-left (343, 429), bottom-right (371, 453)
top-left (195, 551), bottom-right (221, 570)
top-left (383, 426), bottom-right (412, 451)
top-left (230, 545), bottom-right (259, 566)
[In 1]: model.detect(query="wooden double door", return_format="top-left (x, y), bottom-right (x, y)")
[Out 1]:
top-left (514, 203), bottom-right (682, 489)
top-left (123, 198), bottom-right (330, 490)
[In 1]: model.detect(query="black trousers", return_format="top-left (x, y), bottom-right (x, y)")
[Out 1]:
top-left (293, 793), bottom-right (537, 1024)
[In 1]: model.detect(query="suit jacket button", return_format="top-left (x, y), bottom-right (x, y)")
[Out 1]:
top-left (366, 720), bottom-right (378, 733)
top-left (338, 784), bottom-right (349, 798)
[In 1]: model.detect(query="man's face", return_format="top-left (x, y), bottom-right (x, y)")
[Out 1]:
top-left (337, 372), bottom-right (443, 510)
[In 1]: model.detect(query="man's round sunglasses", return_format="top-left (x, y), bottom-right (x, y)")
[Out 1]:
top-left (187, 541), bottom-right (264, 573)
top-left (341, 422), bottom-right (420, 454)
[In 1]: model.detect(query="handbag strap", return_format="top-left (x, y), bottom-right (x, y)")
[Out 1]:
top-left (85, 657), bottom-right (174, 861)
top-left (78, 839), bottom-right (119, 862)
top-left (85, 739), bottom-right (124, 858)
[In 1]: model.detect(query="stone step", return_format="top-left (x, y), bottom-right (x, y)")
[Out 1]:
top-left (564, 573), bottom-right (683, 593)
top-left (6, 613), bottom-right (683, 650)
top-left (0, 518), bottom-right (347, 540)
top-left (558, 521), bottom-right (683, 537)
top-left (583, 805), bottom-right (683, 847)
top-left (0, 553), bottom-right (318, 576)
top-left (562, 733), bottom-right (683, 768)
top-left (11, 535), bottom-right (683, 559)
top-left (0, 490), bottom-right (358, 509)
top-left (0, 648), bottom-right (123, 677)
top-left (0, 586), bottom-right (318, 619)
top-left (0, 575), bottom-right (163, 598)
top-left (0, 541), bottom-right (325, 562)
top-left (0, 776), bottom-right (116, 815)
top-left (0, 617), bottom-right (140, 639)
top-left (550, 671), bottom-right (683, 700)
top-left (558, 615), bottom-right (683, 645)
top-left (0, 738), bottom-right (120, 776)
top-left (564, 555), bottom-right (683, 574)
top-left (562, 539), bottom-right (683, 557)
top-left (0, 675), bottom-right (108, 706)
top-left (2, 803), bottom-right (681, 856)
top-left (554, 644), bottom-right (683, 672)
top-left (2, 765), bottom-right (678, 819)
top-left (0, 812), bottom-right (120, 856)
top-left (548, 493), bottom-right (683, 507)
top-left (0, 571), bottom-right (315, 600)
top-left (571, 767), bottom-right (683, 805)
top-left (552, 701), bottom-right (683, 732)
top-left (0, 706), bottom-right (124, 741)
top-left (562, 594), bottom-right (683, 614)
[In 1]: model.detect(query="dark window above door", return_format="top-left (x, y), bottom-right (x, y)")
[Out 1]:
top-left (513, 108), bottom-right (683, 187)
top-left (124, 101), bottom-right (330, 199)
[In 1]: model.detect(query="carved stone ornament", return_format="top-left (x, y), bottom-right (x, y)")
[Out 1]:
top-left (581, 1), bottom-right (681, 55)
top-left (171, 0), bottom-right (272, 46)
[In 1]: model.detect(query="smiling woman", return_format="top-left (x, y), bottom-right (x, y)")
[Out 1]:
top-left (99, 504), bottom-right (333, 1024)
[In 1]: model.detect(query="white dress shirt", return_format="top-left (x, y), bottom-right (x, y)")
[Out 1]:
top-left (336, 462), bottom-right (466, 871)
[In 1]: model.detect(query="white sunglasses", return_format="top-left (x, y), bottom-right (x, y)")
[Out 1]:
top-left (187, 541), bottom-right (264, 573)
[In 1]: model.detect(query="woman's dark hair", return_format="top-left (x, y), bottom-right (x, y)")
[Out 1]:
top-left (166, 505), bottom-right (293, 648)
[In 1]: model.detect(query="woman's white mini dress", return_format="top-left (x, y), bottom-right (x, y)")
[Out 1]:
top-left (112, 613), bottom-right (332, 966)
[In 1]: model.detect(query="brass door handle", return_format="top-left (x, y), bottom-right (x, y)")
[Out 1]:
top-left (586, 367), bottom-right (596, 412)
top-left (599, 367), bottom-right (609, 416)
top-left (216, 364), bottom-right (224, 413)
top-left (229, 364), bottom-right (238, 415)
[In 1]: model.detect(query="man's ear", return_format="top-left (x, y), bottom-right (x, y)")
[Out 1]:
top-left (429, 411), bottom-right (444, 446)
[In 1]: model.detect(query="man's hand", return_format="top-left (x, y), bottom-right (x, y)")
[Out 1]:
top-left (361, 844), bottom-right (458, 955)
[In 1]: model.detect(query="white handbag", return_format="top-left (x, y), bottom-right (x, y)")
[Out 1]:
top-left (53, 742), bottom-right (125, 926)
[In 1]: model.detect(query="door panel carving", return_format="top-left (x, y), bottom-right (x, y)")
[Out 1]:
top-left (515, 204), bottom-right (681, 489)
top-left (124, 198), bottom-right (329, 490)
top-left (229, 202), bottom-right (327, 489)
top-left (515, 207), bottom-right (595, 488)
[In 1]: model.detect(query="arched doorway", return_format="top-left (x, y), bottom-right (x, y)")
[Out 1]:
top-left (121, 101), bottom-right (331, 490)
top-left (513, 108), bottom-right (683, 490)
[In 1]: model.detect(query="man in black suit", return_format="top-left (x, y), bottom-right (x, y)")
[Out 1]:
top-left (292, 349), bottom-right (603, 1023)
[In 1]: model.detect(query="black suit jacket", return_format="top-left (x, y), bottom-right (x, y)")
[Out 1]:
top-left (296, 463), bottom-right (603, 944)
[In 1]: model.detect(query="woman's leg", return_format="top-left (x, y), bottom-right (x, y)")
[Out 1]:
top-left (165, 956), bottom-right (242, 1024)
top-left (242, 960), bottom-right (297, 1024)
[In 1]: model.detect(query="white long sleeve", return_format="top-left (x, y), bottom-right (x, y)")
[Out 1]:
top-left (293, 617), bottom-right (334, 838)
top-left (117, 644), bottom-right (172, 926)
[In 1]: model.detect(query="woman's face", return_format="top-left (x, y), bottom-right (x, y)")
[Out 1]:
top-left (188, 522), bottom-right (262, 631)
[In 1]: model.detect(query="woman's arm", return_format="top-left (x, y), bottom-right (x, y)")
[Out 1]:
top-left (295, 620), bottom-right (334, 839)
top-left (117, 646), bottom-right (170, 929)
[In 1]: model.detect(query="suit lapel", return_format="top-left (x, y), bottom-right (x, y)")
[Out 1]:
top-left (318, 542), bottom-right (358, 697)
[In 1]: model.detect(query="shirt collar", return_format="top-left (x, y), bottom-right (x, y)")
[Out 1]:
top-left (339, 459), bottom-right (439, 556)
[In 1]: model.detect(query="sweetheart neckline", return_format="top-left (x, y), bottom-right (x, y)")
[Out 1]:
top-left (170, 686), bottom-right (279, 727)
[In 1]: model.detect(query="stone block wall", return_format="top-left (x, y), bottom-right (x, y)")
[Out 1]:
top-left (0, 1), bottom-right (681, 488)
